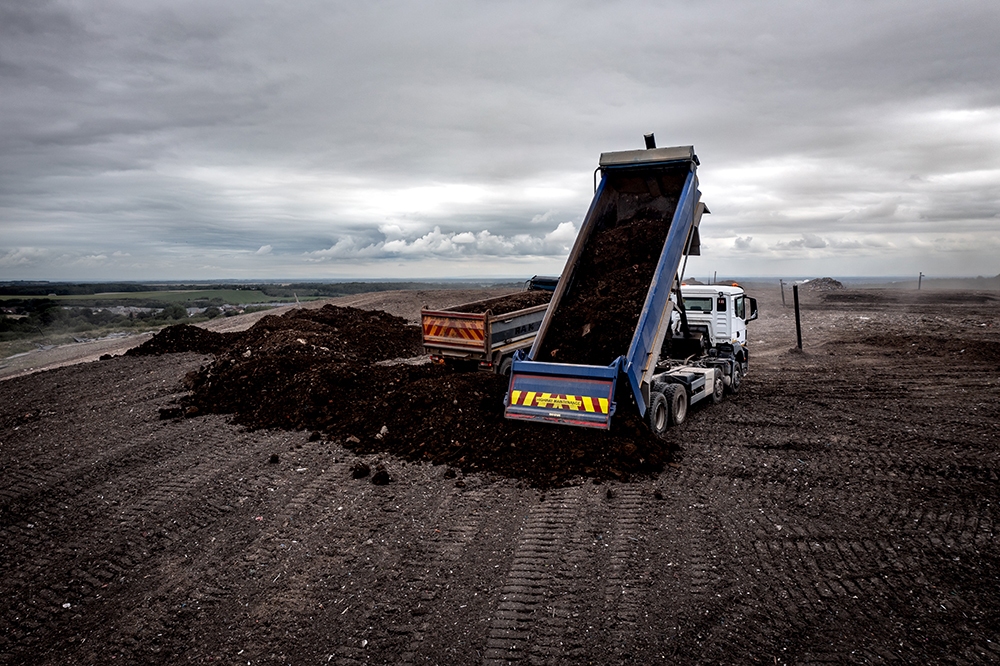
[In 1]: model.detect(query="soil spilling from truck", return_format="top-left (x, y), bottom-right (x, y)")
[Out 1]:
top-left (132, 304), bottom-right (673, 486)
top-left (536, 167), bottom-right (689, 365)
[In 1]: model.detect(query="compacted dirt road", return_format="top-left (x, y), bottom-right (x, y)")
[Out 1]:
top-left (2, 285), bottom-right (999, 664)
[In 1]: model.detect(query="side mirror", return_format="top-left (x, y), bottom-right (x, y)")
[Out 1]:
top-left (747, 297), bottom-right (758, 322)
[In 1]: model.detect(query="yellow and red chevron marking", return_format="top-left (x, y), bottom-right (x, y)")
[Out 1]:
top-left (509, 390), bottom-right (610, 414)
top-left (422, 317), bottom-right (486, 343)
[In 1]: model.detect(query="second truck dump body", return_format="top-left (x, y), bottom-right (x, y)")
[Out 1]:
top-left (421, 291), bottom-right (551, 374)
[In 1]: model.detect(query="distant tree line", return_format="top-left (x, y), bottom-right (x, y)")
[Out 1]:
top-left (0, 299), bottom-right (213, 342)
top-left (0, 280), bottom-right (520, 297)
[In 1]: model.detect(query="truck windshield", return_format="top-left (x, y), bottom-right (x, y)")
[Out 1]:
top-left (682, 297), bottom-right (713, 312)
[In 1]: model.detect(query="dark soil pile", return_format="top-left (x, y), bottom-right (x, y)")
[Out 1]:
top-left (335, 370), bottom-right (671, 485)
top-left (444, 290), bottom-right (551, 316)
top-left (126, 324), bottom-right (240, 356)
top-left (139, 305), bottom-right (672, 486)
top-left (537, 167), bottom-right (688, 365)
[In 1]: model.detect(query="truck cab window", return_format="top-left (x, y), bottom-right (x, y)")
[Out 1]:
top-left (716, 295), bottom-right (727, 312)
top-left (735, 296), bottom-right (745, 319)
top-left (682, 297), bottom-right (713, 312)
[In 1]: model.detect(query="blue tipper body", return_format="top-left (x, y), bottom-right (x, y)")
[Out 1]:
top-left (504, 145), bottom-right (702, 429)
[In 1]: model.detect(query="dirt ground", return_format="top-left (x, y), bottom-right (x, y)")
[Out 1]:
top-left (2, 284), bottom-right (1000, 664)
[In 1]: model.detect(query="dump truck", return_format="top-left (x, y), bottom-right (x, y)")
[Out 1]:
top-left (421, 289), bottom-right (551, 375)
top-left (503, 140), bottom-right (756, 436)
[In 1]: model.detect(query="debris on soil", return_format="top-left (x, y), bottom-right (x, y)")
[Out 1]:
top-left (158, 406), bottom-right (182, 420)
top-left (371, 465), bottom-right (391, 485)
top-left (351, 462), bottom-right (371, 479)
top-left (444, 290), bottom-right (551, 316)
top-left (269, 453), bottom-right (280, 464)
top-left (135, 303), bottom-right (675, 487)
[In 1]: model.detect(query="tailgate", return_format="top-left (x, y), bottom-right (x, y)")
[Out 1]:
top-left (421, 310), bottom-right (489, 354)
top-left (504, 357), bottom-right (619, 429)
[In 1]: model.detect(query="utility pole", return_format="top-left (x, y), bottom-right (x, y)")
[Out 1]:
top-left (780, 279), bottom-right (786, 307)
top-left (918, 272), bottom-right (924, 290)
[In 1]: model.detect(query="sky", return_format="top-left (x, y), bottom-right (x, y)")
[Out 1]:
top-left (2, 0), bottom-right (999, 282)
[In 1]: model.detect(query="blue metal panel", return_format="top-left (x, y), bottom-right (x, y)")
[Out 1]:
top-left (624, 170), bottom-right (699, 415)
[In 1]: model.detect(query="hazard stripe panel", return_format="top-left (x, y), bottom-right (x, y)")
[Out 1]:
top-left (509, 390), bottom-right (610, 414)
top-left (505, 371), bottom-right (616, 429)
top-left (422, 316), bottom-right (487, 349)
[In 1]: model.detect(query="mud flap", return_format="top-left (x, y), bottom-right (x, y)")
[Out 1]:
top-left (504, 356), bottom-right (619, 429)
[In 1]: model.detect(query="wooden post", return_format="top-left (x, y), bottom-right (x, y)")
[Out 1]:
top-left (780, 279), bottom-right (786, 307)
top-left (793, 284), bottom-right (802, 350)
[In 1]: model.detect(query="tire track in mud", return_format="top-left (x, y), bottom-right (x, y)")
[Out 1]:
top-left (481, 485), bottom-right (584, 665)
top-left (0, 419), bottom-right (288, 665)
top-left (675, 390), bottom-right (1000, 665)
top-left (600, 484), bottom-right (655, 662)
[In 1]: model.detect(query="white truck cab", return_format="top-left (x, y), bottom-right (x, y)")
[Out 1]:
top-left (657, 283), bottom-right (758, 403)
top-left (679, 284), bottom-right (758, 347)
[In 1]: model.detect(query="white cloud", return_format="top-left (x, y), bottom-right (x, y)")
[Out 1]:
top-left (0, 247), bottom-right (51, 268)
top-left (305, 221), bottom-right (579, 262)
top-left (255, 244), bottom-right (273, 255)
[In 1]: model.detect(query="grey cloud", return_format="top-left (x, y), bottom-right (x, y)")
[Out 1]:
top-left (2, 1), bottom-right (999, 280)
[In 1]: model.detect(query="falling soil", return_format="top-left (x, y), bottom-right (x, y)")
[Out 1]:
top-left (132, 304), bottom-right (672, 486)
top-left (537, 166), bottom-right (688, 365)
top-left (443, 290), bottom-right (551, 316)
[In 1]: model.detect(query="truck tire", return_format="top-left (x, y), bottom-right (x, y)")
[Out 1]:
top-left (498, 357), bottom-right (513, 377)
top-left (728, 365), bottom-right (742, 395)
top-left (711, 370), bottom-right (724, 404)
top-left (664, 384), bottom-right (688, 426)
top-left (647, 391), bottom-right (670, 439)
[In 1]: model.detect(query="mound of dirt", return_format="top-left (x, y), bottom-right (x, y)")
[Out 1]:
top-left (126, 324), bottom-right (239, 356)
top-left (803, 277), bottom-right (844, 291)
top-left (445, 290), bottom-right (551, 316)
top-left (139, 304), bottom-right (672, 486)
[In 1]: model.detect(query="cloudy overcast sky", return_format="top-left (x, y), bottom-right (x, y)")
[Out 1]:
top-left (2, 1), bottom-right (998, 281)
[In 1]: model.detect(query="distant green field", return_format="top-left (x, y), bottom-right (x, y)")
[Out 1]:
top-left (0, 290), bottom-right (309, 305)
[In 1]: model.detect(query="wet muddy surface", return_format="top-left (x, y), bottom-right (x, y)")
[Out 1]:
top-left (2, 286), bottom-right (999, 664)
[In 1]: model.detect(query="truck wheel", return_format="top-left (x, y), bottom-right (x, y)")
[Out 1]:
top-left (728, 365), bottom-right (742, 395)
top-left (647, 391), bottom-right (670, 439)
top-left (665, 384), bottom-right (688, 426)
top-left (711, 371), bottom-right (724, 404)
top-left (498, 357), bottom-right (513, 377)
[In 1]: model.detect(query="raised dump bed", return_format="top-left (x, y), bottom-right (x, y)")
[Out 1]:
top-left (504, 144), bottom-right (707, 429)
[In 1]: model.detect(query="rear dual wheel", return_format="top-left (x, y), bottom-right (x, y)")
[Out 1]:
top-left (647, 384), bottom-right (688, 438)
